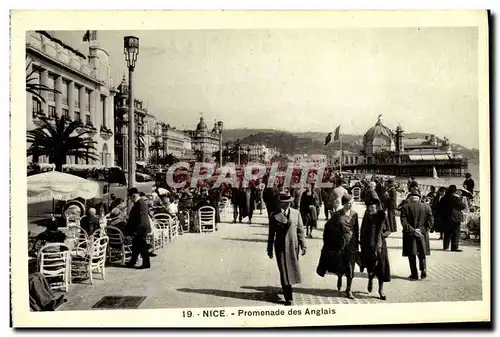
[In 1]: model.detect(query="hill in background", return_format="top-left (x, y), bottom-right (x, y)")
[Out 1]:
top-left (221, 128), bottom-right (479, 164)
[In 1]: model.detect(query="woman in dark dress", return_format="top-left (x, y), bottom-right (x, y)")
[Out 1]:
top-left (360, 198), bottom-right (391, 300)
top-left (316, 194), bottom-right (359, 299)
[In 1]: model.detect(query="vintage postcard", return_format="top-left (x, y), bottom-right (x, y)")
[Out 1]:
top-left (10, 10), bottom-right (490, 327)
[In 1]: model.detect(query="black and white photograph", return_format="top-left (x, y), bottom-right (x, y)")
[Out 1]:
top-left (10, 10), bottom-right (490, 327)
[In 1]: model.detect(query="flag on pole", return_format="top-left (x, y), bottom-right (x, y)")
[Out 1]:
top-left (333, 125), bottom-right (341, 141)
top-left (324, 125), bottom-right (341, 145)
top-left (324, 133), bottom-right (332, 145)
top-left (83, 30), bottom-right (97, 42)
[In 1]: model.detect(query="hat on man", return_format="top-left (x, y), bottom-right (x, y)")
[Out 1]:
top-left (127, 187), bottom-right (139, 196)
top-left (341, 194), bottom-right (353, 205)
top-left (387, 178), bottom-right (395, 185)
top-left (408, 188), bottom-right (421, 198)
top-left (366, 198), bottom-right (380, 206)
top-left (279, 192), bottom-right (294, 203)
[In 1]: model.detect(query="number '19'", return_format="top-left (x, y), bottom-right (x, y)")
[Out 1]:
top-left (182, 310), bottom-right (193, 318)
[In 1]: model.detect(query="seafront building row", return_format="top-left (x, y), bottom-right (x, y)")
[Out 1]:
top-left (25, 30), bottom-right (279, 169)
top-left (26, 30), bottom-right (468, 178)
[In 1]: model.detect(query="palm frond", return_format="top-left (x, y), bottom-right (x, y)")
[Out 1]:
top-left (26, 114), bottom-right (103, 167)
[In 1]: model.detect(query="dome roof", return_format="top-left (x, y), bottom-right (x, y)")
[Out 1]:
top-left (196, 117), bottom-right (207, 132)
top-left (363, 118), bottom-right (394, 146)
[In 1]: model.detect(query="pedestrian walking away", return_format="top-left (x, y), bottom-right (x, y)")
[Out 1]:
top-left (400, 189), bottom-right (433, 280)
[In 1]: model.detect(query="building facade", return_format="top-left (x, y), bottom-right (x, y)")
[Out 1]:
top-left (160, 123), bottom-right (194, 160)
top-left (187, 117), bottom-right (221, 162)
top-left (26, 30), bottom-right (116, 167)
top-left (113, 76), bottom-right (150, 168)
top-left (334, 116), bottom-right (468, 177)
top-left (246, 144), bottom-right (280, 163)
top-left (143, 112), bottom-right (161, 164)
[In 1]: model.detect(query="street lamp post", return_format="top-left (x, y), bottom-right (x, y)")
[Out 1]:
top-left (246, 147), bottom-right (251, 164)
top-left (124, 36), bottom-right (139, 189)
top-left (236, 139), bottom-right (241, 166)
top-left (218, 121), bottom-right (223, 167)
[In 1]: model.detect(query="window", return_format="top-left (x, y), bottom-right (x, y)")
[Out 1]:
top-left (47, 75), bottom-right (56, 102)
top-left (101, 95), bottom-right (106, 127)
top-left (48, 105), bottom-right (56, 118)
top-left (62, 80), bottom-right (68, 105)
top-left (32, 97), bottom-right (41, 118)
top-left (86, 114), bottom-right (91, 125)
top-left (74, 111), bottom-right (81, 122)
top-left (63, 108), bottom-right (69, 119)
top-left (74, 86), bottom-right (80, 108)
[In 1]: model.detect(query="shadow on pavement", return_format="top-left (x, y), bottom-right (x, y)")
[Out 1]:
top-left (241, 285), bottom-right (362, 300)
top-left (354, 271), bottom-right (422, 282)
top-left (176, 288), bottom-right (282, 304)
top-left (457, 239), bottom-right (481, 248)
top-left (386, 244), bottom-right (454, 252)
top-left (222, 237), bottom-right (268, 243)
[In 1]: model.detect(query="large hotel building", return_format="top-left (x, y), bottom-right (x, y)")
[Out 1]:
top-left (26, 31), bottom-right (116, 167)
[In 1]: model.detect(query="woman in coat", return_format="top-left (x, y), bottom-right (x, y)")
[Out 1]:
top-left (300, 184), bottom-right (319, 238)
top-left (267, 192), bottom-right (307, 306)
top-left (316, 194), bottom-right (360, 299)
top-left (360, 198), bottom-right (391, 300)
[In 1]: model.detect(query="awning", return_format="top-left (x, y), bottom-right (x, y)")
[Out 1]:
top-left (409, 155), bottom-right (423, 161)
top-left (421, 154), bottom-right (436, 161)
top-left (136, 161), bottom-right (147, 167)
top-left (434, 154), bottom-right (450, 160)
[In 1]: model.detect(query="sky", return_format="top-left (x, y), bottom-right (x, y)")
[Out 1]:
top-left (52, 28), bottom-right (479, 148)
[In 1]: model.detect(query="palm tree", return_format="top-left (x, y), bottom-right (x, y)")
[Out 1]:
top-left (164, 153), bottom-right (179, 166)
top-left (27, 116), bottom-right (99, 171)
top-left (26, 59), bottom-right (60, 104)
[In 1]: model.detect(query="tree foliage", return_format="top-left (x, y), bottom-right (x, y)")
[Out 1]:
top-left (27, 116), bottom-right (99, 171)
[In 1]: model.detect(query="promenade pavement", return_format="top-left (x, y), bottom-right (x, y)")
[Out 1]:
top-left (59, 201), bottom-right (482, 310)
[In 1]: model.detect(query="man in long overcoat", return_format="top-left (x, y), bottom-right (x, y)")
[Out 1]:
top-left (400, 190), bottom-right (434, 280)
top-left (125, 188), bottom-right (152, 269)
top-left (383, 179), bottom-right (398, 232)
top-left (439, 185), bottom-right (467, 251)
top-left (267, 192), bottom-right (307, 306)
